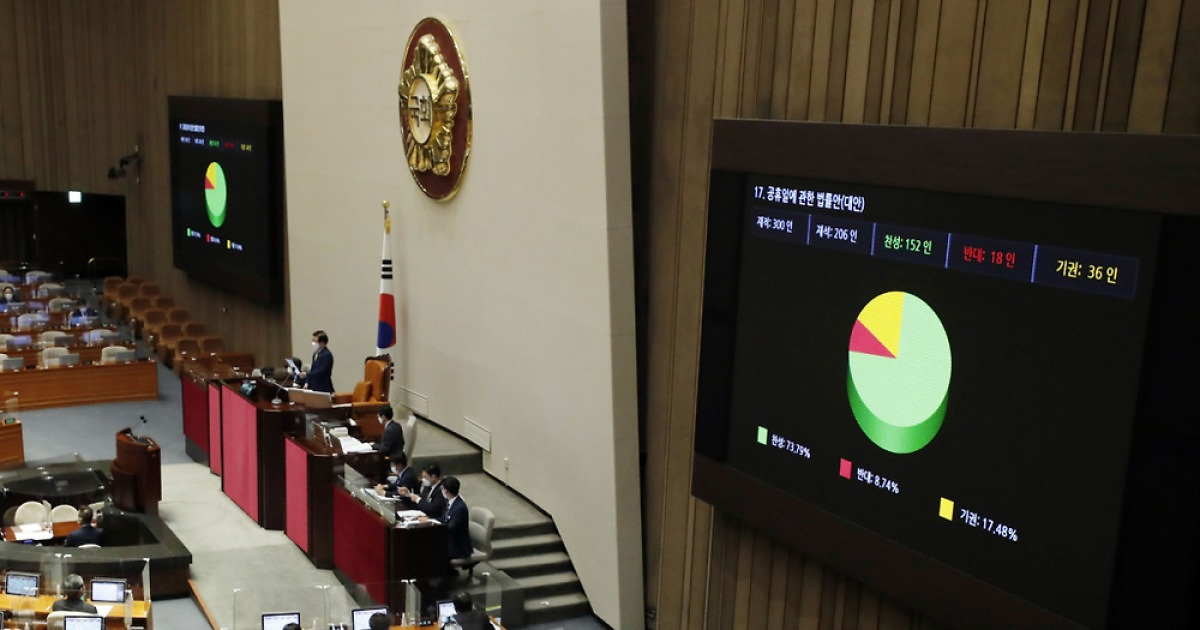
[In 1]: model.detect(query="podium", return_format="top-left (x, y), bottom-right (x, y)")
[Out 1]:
top-left (111, 428), bottom-right (162, 513)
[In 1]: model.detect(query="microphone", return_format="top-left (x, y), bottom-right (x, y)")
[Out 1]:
top-left (136, 415), bottom-right (148, 442)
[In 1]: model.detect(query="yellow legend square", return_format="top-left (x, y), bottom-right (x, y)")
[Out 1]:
top-left (939, 497), bottom-right (954, 521)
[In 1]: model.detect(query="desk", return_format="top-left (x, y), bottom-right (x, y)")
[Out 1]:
top-left (219, 380), bottom-right (303, 529)
top-left (284, 436), bottom-right (383, 569)
top-left (2, 521), bottom-right (79, 542)
top-left (179, 355), bottom-right (254, 467)
top-left (5, 344), bottom-right (129, 369)
top-left (332, 485), bottom-right (447, 613)
top-left (0, 593), bottom-right (151, 629)
top-left (0, 420), bottom-right (22, 469)
top-left (0, 360), bottom-right (157, 410)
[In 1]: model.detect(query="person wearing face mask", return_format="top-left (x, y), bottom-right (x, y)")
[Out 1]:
top-left (297, 329), bottom-right (334, 393)
top-left (0, 287), bottom-right (20, 305)
top-left (441, 476), bottom-right (472, 562)
top-left (374, 451), bottom-right (418, 498)
top-left (398, 463), bottom-right (446, 518)
top-left (372, 405), bottom-right (405, 459)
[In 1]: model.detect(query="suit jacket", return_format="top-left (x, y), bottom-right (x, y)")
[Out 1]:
top-left (52, 598), bottom-right (98, 614)
top-left (410, 481), bottom-right (447, 519)
top-left (444, 497), bottom-right (472, 560)
top-left (304, 346), bottom-right (334, 393)
top-left (64, 524), bottom-right (103, 547)
top-left (384, 466), bottom-right (419, 499)
top-left (70, 307), bottom-right (98, 318)
top-left (374, 419), bottom-right (405, 458)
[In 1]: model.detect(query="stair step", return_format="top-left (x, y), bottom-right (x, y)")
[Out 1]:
top-left (489, 551), bottom-right (572, 577)
top-left (516, 570), bottom-right (581, 599)
top-left (522, 592), bottom-right (592, 626)
top-left (491, 520), bottom-right (557, 540)
top-left (490, 533), bottom-right (564, 559)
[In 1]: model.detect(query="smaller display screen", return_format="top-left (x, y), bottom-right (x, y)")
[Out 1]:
top-left (62, 617), bottom-right (103, 630)
top-left (89, 578), bottom-right (126, 603)
top-left (261, 612), bottom-right (300, 630)
top-left (4, 572), bottom-right (38, 596)
top-left (352, 606), bottom-right (387, 630)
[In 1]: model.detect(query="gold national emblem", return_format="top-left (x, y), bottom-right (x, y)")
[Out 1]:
top-left (398, 18), bottom-right (471, 201)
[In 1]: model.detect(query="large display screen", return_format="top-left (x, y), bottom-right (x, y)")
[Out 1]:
top-left (168, 97), bottom-right (284, 304)
top-left (693, 121), bottom-right (1200, 630)
top-left (726, 175), bottom-right (1157, 628)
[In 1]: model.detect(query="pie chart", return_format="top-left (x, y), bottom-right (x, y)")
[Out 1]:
top-left (847, 291), bottom-right (951, 454)
top-left (205, 162), bottom-right (227, 228)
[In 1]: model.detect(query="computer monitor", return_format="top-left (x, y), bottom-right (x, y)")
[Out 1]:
top-left (437, 600), bottom-right (456, 623)
top-left (4, 571), bottom-right (39, 596)
top-left (351, 606), bottom-right (388, 630)
top-left (110, 349), bottom-right (136, 364)
top-left (261, 612), bottom-right (300, 630)
top-left (56, 353), bottom-right (81, 367)
top-left (8, 335), bottom-right (32, 350)
top-left (0, 357), bottom-right (23, 372)
top-left (62, 617), bottom-right (104, 630)
top-left (53, 335), bottom-right (75, 347)
top-left (89, 577), bottom-right (126, 603)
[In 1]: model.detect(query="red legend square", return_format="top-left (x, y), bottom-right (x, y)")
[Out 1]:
top-left (839, 458), bottom-right (852, 479)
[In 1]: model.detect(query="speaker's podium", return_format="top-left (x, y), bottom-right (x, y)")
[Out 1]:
top-left (111, 428), bottom-right (162, 514)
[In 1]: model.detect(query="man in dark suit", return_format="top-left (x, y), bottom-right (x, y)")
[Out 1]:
top-left (0, 287), bottom-right (20, 305)
top-left (442, 476), bottom-right (472, 562)
top-left (372, 405), bottom-right (405, 459)
top-left (399, 463), bottom-right (446, 518)
top-left (298, 329), bottom-right (334, 393)
top-left (64, 506), bottom-right (103, 547)
top-left (375, 451), bottom-right (418, 499)
top-left (51, 574), bottom-right (98, 613)
top-left (443, 590), bottom-right (489, 630)
top-left (69, 298), bottom-right (98, 319)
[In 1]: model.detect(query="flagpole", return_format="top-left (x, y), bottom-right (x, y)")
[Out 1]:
top-left (377, 200), bottom-right (398, 358)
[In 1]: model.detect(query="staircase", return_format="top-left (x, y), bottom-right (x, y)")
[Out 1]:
top-left (412, 419), bottom-right (594, 628)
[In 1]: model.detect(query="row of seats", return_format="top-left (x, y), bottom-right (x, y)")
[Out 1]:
top-left (3, 500), bottom-right (103, 528)
top-left (102, 276), bottom-right (225, 367)
top-left (0, 269), bottom-right (54, 285)
top-left (0, 346), bottom-right (134, 370)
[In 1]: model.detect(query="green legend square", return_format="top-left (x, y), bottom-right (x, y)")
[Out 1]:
top-left (756, 426), bottom-right (768, 445)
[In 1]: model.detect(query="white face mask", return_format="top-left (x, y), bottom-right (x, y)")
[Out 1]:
top-left (421, 478), bottom-right (432, 488)
top-left (312, 341), bottom-right (319, 351)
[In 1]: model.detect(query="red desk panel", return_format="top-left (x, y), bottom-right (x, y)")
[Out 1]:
top-left (208, 383), bottom-right (222, 475)
top-left (285, 438), bottom-right (309, 553)
top-left (181, 376), bottom-right (208, 452)
top-left (221, 386), bottom-right (259, 523)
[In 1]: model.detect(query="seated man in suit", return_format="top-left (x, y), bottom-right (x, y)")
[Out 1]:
top-left (64, 506), bottom-right (103, 547)
top-left (372, 406), bottom-right (405, 459)
top-left (52, 574), bottom-right (98, 613)
top-left (398, 463), bottom-right (446, 518)
top-left (442, 476), bottom-right (472, 563)
top-left (297, 329), bottom-right (334, 393)
top-left (442, 590), bottom-right (489, 630)
top-left (69, 298), bottom-right (98, 320)
top-left (368, 612), bottom-right (390, 630)
top-left (375, 451), bottom-right (418, 499)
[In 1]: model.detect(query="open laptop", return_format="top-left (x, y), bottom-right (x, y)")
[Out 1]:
top-left (89, 577), bottom-right (126, 603)
top-left (261, 612), bottom-right (301, 630)
top-left (4, 571), bottom-right (38, 596)
top-left (351, 606), bottom-right (388, 630)
top-left (437, 600), bottom-right (456, 624)
top-left (62, 617), bottom-right (104, 630)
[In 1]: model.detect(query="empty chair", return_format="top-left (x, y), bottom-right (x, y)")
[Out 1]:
top-left (100, 345), bottom-right (135, 365)
top-left (129, 296), bottom-right (154, 319)
top-left (16, 313), bottom-right (38, 331)
top-left (156, 323), bottom-right (184, 360)
top-left (40, 346), bottom-right (68, 368)
top-left (138, 282), bottom-right (161, 298)
top-left (36, 282), bottom-right (65, 298)
top-left (48, 297), bottom-right (75, 313)
top-left (13, 500), bottom-right (47, 526)
top-left (126, 275), bottom-right (147, 286)
top-left (49, 504), bottom-right (78, 523)
top-left (102, 276), bottom-right (123, 301)
top-left (111, 281), bottom-right (138, 320)
top-left (153, 295), bottom-right (176, 310)
top-left (403, 411), bottom-right (419, 462)
top-left (24, 270), bottom-right (52, 284)
top-left (39, 330), bottom-right (69, 344)
top-left (450, 506), bottom-right (496, 578)
top-left (200, 337), bottom-right (225, 355)
top-left (182, 321), bottom-right (207, 337)
top-left (140, 309), bottom-right (168, 340)
top-left (167, 307), bottom-right (191, 324)
top-left (0, 333), bottom-right (11, 349)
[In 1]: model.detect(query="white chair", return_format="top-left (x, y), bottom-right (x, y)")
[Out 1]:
top-left (13, 500), bottom-right (48, 526)
top-left (36, 282), bottom-right (64, 298)
top-left (77, 543), bottom-right (101, 549)
top-left (49, 297), bottom-right (75, 313)
top-left (39, 330), bottom-right (68, 343)
top-left (49, 504), bottom-right (78, 523)
top-left (403, 411), bottom-right (419, 462)
top-left (24, 270), bottom-right (52, 284)
top-left (100, 345), bottom-right (131, 365)
top-left (450, 506), bottom-right (495, 579)
top-left (0, 333), bottom-right (11, 348)
top-left (16, 313), bottom-right (37, 330)
top-left (40, 346), bottom-right (68, 368)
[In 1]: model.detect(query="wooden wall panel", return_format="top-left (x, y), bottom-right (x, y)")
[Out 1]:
top-left (640, 0), bottom-right (1200, 627)
top-left (0, 0), bottom-right (287, 367)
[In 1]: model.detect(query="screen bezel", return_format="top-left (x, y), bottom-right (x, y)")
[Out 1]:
top-left (167, 95), bottom-right (286, 305)
top-left (260, 612), bottom-right (300, 630)
top-left (4, 571), bottom-right (39, 596)
top-left (694, 121), bottom-right (1200, 630)
top-left (88, 577), bottom-right (126, 603)
top-left (61, 617), bottom-right (103, 630)
top-left (351, 606), bottom-right (388, 630)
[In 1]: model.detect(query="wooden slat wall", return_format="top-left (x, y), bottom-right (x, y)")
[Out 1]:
top-left (0, 0), bottom-right (287, 365)
top-left (640, 1), bottom-right (1200, 629)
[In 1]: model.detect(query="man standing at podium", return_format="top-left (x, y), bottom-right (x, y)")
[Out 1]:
top-left (298, 329), bottom-right (334, 393)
